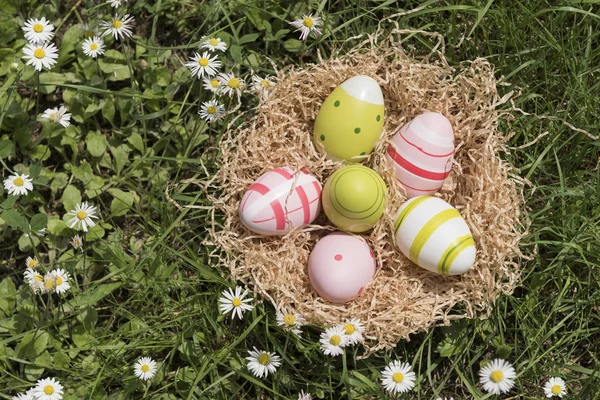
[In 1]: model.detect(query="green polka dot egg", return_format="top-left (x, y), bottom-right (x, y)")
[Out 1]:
top-left (322, 165), bottom-right (388, 233)
top-left (313, 75), bottom-right (385, 161)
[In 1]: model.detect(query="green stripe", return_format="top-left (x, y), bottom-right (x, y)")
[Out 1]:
top-left (409, 208), bottom-right (461, 264)
top-left (437, 235), bottom-right (475, 275)
top-left (393, 196), bottom-right (430, 236)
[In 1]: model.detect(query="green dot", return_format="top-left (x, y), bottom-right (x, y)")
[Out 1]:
top-left (354, 127), bottom-right (361, 134)
top-left (376, 115), bottom-right (381, 122)
top-left (320, 134), bottom-right (325, 141)
top-left (360, 152), bottom-right (366, 156)
top-left (334, 100), bottom-right (340, 107)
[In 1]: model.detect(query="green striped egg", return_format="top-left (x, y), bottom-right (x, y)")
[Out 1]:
top-left (322, 165), bottom-right (387, 233)
top-left (393, 196), bottom-right (475, 275)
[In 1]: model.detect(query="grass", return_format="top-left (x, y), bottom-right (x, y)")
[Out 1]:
top-left (1, 0), bottom-right (600, 399)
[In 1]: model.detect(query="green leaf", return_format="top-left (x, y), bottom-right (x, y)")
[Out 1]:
top-left (72, 161), bottom-right (94, 185)
top-left (65, 282), bottom-right (123, 311)
top-left (77, 306), bottom-right (98, 331)
top-left (126, 133), bottom-right (144, 153)
top-left (18, 233), bottom-right (38, 251)
top-left (107, 188), bottom-right (135, 217)
top-left (30, 213), bottom-right (48, 232)
top-left (496, 344), bottom-right (513, 359)
top-left (229, 44), bottom-right (243, 63)
top-left (28, 161), bottom-right (41, 179)
top-left (102, 98), bottom-right (115, 123)
top-left (62, 184), bottom-right (82, 212)
top-left (284, 39), bottom-right (303, 52)
top-left (1, 196), bottom-right (17, 210)
top-left (85, 224), bottom-right (105, 241)
top-left (85, 131), bottom-right (109, 157)
top-left (238, 33), bottom-right (260, 44)
top-left (50, 172), bottom-right (69, 193)
top-left (47, 218), bottom-right (68, 236)
top-left (1, 209), bottom-right (26, 230)
top-left (0, 278), bottom-right (16, 317)
top-left (16, 330), bottom-right (49, 359)
top-left (109, 145), bottom-right (129, 175)
top-left (0, 139), bottom-right (14, 158)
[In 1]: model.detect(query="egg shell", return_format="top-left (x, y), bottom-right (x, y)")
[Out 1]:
top-left (322, 165), bottom-right (387, 233)
top-left (308, 232), bottom-right (376, 303)
top-left (393, 196), bottom-right (475, 275)
top-left (239, 167), bottom-right (322, 236)
top-left (313, 75), bottom-right (385, 160)
top-left (386, 112), bottom-right (455, 198)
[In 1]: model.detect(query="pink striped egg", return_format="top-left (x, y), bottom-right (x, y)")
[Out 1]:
top-left (386, 112), bottom-right (455, 198)
top-left (239, 166), bottom-right (323, 236)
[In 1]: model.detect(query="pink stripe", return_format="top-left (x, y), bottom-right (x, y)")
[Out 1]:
top-left (399, 129), bottom-right (454, 158)
top-left (295, 186), bottom-right (310, 224)
top-left (248, 182), bottom-right (270, 195)
top-left (397, 177), bottom-right (435, 193)
top-left (252, 197), bottom-right (319, 224)
top-left (270, 200), bottom-right (286, 230)
top-left (312, 181), bottom-right (322, 197)
top-left (272, 167), bottom-right (293, 180)
top-left (387, 145), bottom-right (450, 181)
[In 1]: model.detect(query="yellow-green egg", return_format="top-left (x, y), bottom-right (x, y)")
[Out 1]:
top-left (322, 165), bottom-right (388, 232)
top-left (313, 75), bottom-right (385, 161)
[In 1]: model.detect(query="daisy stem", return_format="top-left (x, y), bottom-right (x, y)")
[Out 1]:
top-left (35, 71), bottom-right (40, 118)
top-left (341, 348), bottom-right (351, 400)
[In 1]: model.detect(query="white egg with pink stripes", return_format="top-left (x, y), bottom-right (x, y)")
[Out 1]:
top-left (386, 112), bottom-right (455, 198)
top-left (239, 166), bottom-right (323, 236)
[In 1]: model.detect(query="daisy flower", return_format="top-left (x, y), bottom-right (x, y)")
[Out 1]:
top-left (276, 309), bottom-right (306, 336)
top-left (133, 357), bottom-right (158, 381)
top-left (12, 388), bottom-right (35, 400)
top-left (80, 23), bottom-right (98, 38)
top-left (544, 377), bottom-right (567, 398)
top-left (251, 75), bottom-right (274, 92)
top-left (70, 235), bottom-right (83, 251)
top-left (24, 268), bottom-right (45, 293)
top-left (32, 377), bottom-right (63, 400)
top-left (217, 72), bottom-right (244, 98)
top-left (41, 106), bottom-right (71, 127)
top-left (289, 14), bottom-right (322, 41)
top-left (200, 36), bottom-right (227, 52)
top-left (101, 14), bottom-right (134, 40)
top-left (338, 318), bottom-right (365, 345)
top-left (479, 358), bottom-right (516, 395)
top-left (218, 286), bottom-right (253, 320)
top-left (22, 42), bottom-right (58, 71)
top-left (203, 77), bottom-right (221, 93)
top-left (82, 36), bottom-right (105, 58)
top-left (381, 360), bottom-right (417, 395)
top-left (319, 325), bottom-right (348, 356)
top-left (107, 0), bottom-right (128, 7)
top-left (185, 51), bottom-right (221, 79)
top-left (198, 99), bottom-right (225, 123)
top-left (245, 347), bottom-right (281, 379)
top-left (25, 225), bottom-right (47, 238)
top-left (4, 173), bottom-right (33, 196)
top-left (49, 269), bottom-right (70, 294)
top-left (436, 397), bottom-right (454, 400)
top-left (66, 202), bottom-right (99, 232)
top-left (25, 256), bottom-right (39, 269)
top-left (297, 390), bottom-right (311, 400)
top-left (22, 17), bottom-right (54, 45)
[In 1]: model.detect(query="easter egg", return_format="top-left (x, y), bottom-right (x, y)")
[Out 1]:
top-left (313, 75), bottom-right (385, 160)
top-left (393, 196), bottom-right (475, 275)
top-left (239, 166), bottom-right (322, 236)
top-left (322, 165), bottom-right (387, 232)
top-left (308, 232), bottom-right (376, 303)
top-left (386, 112), bottom-right (455, 198)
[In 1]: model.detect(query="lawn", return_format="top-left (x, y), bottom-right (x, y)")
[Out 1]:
top-left (1, 0), bottom-right (599, 399)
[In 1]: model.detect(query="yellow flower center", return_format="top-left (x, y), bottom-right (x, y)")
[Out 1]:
top-left (207, 106), bottom-right (217, 115)
top-left (44, 385), bottom-right (54, 395)
top-left (260, 79), bottom-right (270, 88)
top-left (283, 314), bottom-right (296, 326)
top-left (34, 48), bottom-right (45, 59)
top-left (33, 23), bottom-right (44, 33)
top-left (90, 43), bottom-right (98, 50)
top-left (257, 353), bottom-right (270, 365)
top-left (330, 335), bottom-right (341, 346)
top-left (13, 177), bottom-right (24, 187)
top-left (198, 57), bottom-right (209, 67)
top-left (49, 112), bottom-right (58, 121)
top-left (303, 17), bottom-right (314, 28)
top-left (55, 276), bottom-right (63, 286)
top-left (344, 324), bottom-right (355, 335)
top-left (44, 278), bottom-right (55, 290)
top-left (28, 259), bottom-right (38, 268)
top-left (141, 364), bottom-right (150, 372)
top-left (210, 79), bottom-right (219, 88)
top-left (232, 298), bottom-right (241, 307)
top-left (227, 78), bottom-right (240, 89)
top-left (209, 38), bottom-right (219, 46)
top-left (490, 370), bottom-right (504, 383)
top-left (34, 275), bottom-right (43, 282)
top-left (551, 385), bottom-right (562, 395)
top-left (76, 210), bottom-right (88, 220)
top-left (392, 372), bottom-right (404, 383)
top-left (112, 20), bottom-right (122, 29)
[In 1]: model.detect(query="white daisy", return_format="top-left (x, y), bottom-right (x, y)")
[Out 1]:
top-left (544, 377), bottom-right (567, 398)
top-left (25, 225), bottom-right (47, 238)
top-left (276, 309), bottom-right (306, 336)
top-left (41, 106), bottom-right (71, 127)
top-left (25, 256), bottom-right (39, 269)
top-left (218, 286), bottom-right (253, 320)
top-left (217, 72), bottom-right (244, 98)
top-left (251, 75), bottom-right (274, 91)
top-left (32, 377), bottom-right (63, 400)
top-left (381, 360), bottom-right (417, 395)
top-left (22, 42), bottom-right (59, 71)
top-left (70, 235), bottom-right (83, 251)
top-left (436, 397), bottom-right (454, 400)
top-left (289, 14), bottom-right (322, 41)
top-left (198, 99), bottom-right (225, 123)
top-left (66, 202), bottom-right (99, 232)
top-left (297, 390), bottom-right (311, 400)
top-left (12, 388), bottom-right (35, 400)
top-left (4, 174), bottom-right (33, 196)
top-left (479, 358), bottom-right (516, 395)
top-left (133, 357), bottom-right (158, 381)
top-left (80, 23), bottom-right (98, 38)
top-left (203, 77), bottom-right (221, 93)
top-left (24, 268), bottom-right (45, 293)
top-left (107, 0), bottom-right (128, 7)
top-left (49, 269), bottom-right (70, 294)
top-left (338, 318), bottom-right (365, 345)
top-left (101, 14), bottom-right (134, 40)
top-left (200, 36), bottom-right (227, 52)
top-left (319, 325), bottom-right (348, 356)
top-left (185, 51), bottom-right (221, 79)
top-left (42, 272), bottom-right (56, 293)
top-left (245, 347), bottom-right (281, 379)
top-left (82, 36), bottom-right (105, 58)
top-left (22, 17), bottom-right (54, 45)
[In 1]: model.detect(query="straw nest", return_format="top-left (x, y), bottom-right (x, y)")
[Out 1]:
top-left (204, 29), bottom-right (528, 354)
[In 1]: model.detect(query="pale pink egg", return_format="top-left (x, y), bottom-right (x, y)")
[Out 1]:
top-left (308, 232), bottom-right (376, 303)
top-left (386, 112), bottom-right (455, 198)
